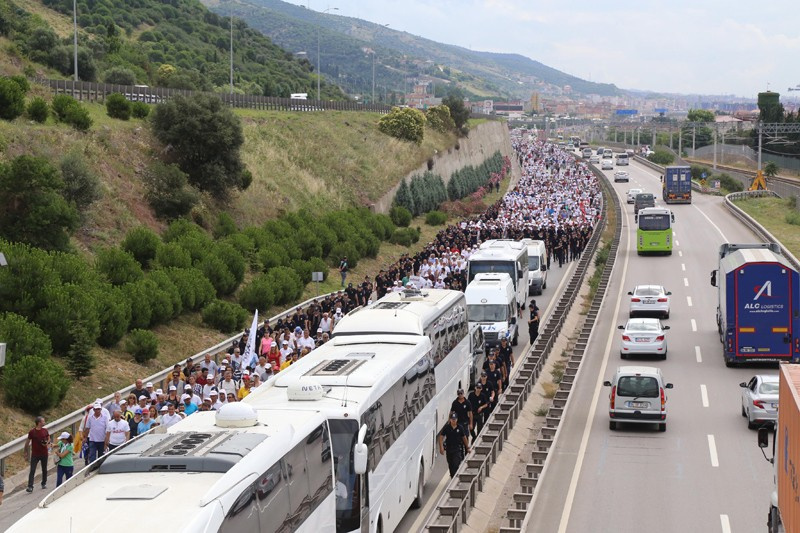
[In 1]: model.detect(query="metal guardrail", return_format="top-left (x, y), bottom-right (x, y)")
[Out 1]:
top-left (0, 292), bottom-right (333, 478)
top-left (509, 166), bottom-right (621, 532)
top-left (423, 176), bottom-right (607, 532)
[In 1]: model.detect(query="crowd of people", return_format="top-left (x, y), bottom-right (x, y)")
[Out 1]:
top-left (23, 132), bottom-right (599, 489)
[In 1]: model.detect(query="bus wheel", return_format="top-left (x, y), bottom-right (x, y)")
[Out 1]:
top-left (411, 461), bottom-right (424, 509)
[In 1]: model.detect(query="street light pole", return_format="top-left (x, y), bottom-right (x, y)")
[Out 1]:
top-left (317, 7), bottom-right (338, 101)
top-left (371, 24), bottom-right (389, 104)
top-left (230, 6), bottom-right (234, 95)
top-left (73, 0), bottom-right (78, 81)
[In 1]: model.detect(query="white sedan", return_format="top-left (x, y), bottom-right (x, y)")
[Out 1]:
top-left (740, 375), bottom-right (779, 429)
top-left (628, 285), bottom-right (671, 318)
top-left (601, 159), bottom-right (614, 170)
top-left (619, 318), bottom-right (669, 360)
top-left (626, 188), bottom-right (642, 204)
top-left (614, 170), bottom-right (630, 182)
top-left (589, 154), bottom-right (600, 164)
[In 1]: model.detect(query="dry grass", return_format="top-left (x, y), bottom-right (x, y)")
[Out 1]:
top-left (541, 382), bottom-right (558, 399)
top-left (734, 197), bottom-right (800, 258)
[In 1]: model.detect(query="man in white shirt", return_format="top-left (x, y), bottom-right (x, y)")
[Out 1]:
top-left (84, 403), bottom-right (109, 463)
top-left (184, 384), bottom-right (201, 406)
top-left (209, 390), bottom-right (224, 411)
top-left (202, 375), bottom-right (217, 399)
top-left (219, 370), bottom-right (237, 398)
top-left (297, 329), bottom-right (316, 353)
top-left (229, 348), bottom-right (243, 372)
top-left (253, 356), bottom-right (270, 381)
top-left (319, 312), bottom-right (332, 334)
top-left (160, 404), bottom-right (182, 429)
top-left (202, 353), bottom-right (218, 378)
top-left (105, 410), bottom-right (130, 451)
top-left (279, 341), bottom-right (294, 365)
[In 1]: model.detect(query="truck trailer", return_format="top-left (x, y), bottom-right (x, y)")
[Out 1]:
top-left (710, 243), bottom-right (800, 366)
top-left (757, 364), bottom-right (800, 533)
top-left (662, 165), bottom-right (692, 204)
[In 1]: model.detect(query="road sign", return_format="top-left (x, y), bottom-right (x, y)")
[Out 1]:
top-left (615, 109), bottom-right (638, 115)
top-left (654, 108), bottom-right (668, 114)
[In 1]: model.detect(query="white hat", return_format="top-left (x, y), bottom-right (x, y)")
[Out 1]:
top-left (59, 432), bottom-right (71, 440)
top-left (120, 399), bottom-right (127, 405)
top-left (169, 385), bottom-right (177, 391)
top-left (181, 394), bottom-right (191, 401)
top-left (207, 374), bottom-right (214, 379)
top-left (282, 340), bottom-right (289, 345)
top-left (145, 382), bottom-right (153, 388)
top-left (203, 397), bottom-right (212, 403)
top-left (93, 402), bottom-right (102, 409)
top-left (184, 384), bottom-right (192, 390)
top-left (160, 405), bottom-right (169, 412)
top-left (156, 389), bottom-right (163, 395)
top-left (210, 389), bottom-right (219, 396)
top-left (138, 395), bottom-right (148, 401)
top-left (242, 370), bottom-right (250, 376)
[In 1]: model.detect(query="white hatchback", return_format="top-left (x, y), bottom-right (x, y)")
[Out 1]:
top-left (626, 188), bottom-right (642, 204)
top-left (628, 285), bottom-right (671, 318)
top-left (589, 154), bottom-right (600, 164)
top-left (614, 170), bottom-right (630, 182)
top-left (619, 318), bottom-right (669, 359)
top-left (601, 159), bottom-right (614, 170)
top-left (604, 366), bottom-right (673, 431)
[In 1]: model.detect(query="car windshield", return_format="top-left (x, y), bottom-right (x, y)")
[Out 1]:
top-left (617, 376), bottom-right (660, 397)
top-left (628, 190), bottom-right (641, 196)
top-left (759, 382), bottom-right (779, 394)
top-left (528, 256), bottom-right (539, 270)
top-left (627, 321), bottom-right (660, 332)
top-left (469, 304), bottom-right (508, 322)
top-left (634, 287), bottom-right (662, 296)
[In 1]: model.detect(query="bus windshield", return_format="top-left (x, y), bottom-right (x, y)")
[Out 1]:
top-left (468, 261), bottom-right (516, 286)
top-left (330, 419), bottom-right (361, 533)
top-left (638, 214), bottom-right (671, 231)
top-left (468, 304), bottom-right (508, 322)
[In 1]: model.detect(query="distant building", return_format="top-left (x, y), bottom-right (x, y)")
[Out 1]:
top-left (494, 100), bottom-right (524, 115)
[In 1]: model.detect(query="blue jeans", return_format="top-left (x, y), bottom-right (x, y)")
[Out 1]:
top-left (87, 441), bottom-right (105, 464)
top-left (56, 465), bottom-right (74, 486)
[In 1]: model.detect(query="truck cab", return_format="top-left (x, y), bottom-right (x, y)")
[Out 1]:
top-left (465, 273), bottom-right (519, 348)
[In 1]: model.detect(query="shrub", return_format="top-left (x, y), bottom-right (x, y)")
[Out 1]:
top-left (200, 254), bottom-right (237, 296)
top-left (102, 66), bottom-right (136, 85)
top-left (238, 274), bottom-right (275, 311)
top-left (155, 242), bottom-right (193, 269)
top-left (786, 211), bottom-right (800, 226)
top-left (122, 226), bottom-right (161, 268)
top-left (328, 241), bottom-right (359, 269)
top-left (265, 266), bottom-right (304, 305)
top-left (60, 151), bottom-right (102, 214)
top-left (3, 356), bottom-right (70, 413)
top-left (390, 206), bottom-right (412, 227)
top-left (148, 270), bottom-right (183, 319)
top-left (0, 312), bottom-right (52, 365)
top-left (308, 257), bottom-right (329, 281)
top-left (143, 162), bottom-right (199, 220)
top-left (391, 227), bottom-right (420, 247)
top-left (201, 299), bottom-right (248, 333)
top-left (123, 279), bottom-right (154, 329)
top-left (213, 212), bottom-right (238, 239)
top-left (257, 244), bottom-right (290, 272)
top-left (94, 286), bottom-right (131, 348)
top-left (63, 103), bottom-right (92, 131)
top-left (66, 321), bottom-right (95, 378)
top-left (425, 210), bottom-right (448, 226)
top-left (27, 97), bottom-right (49, 123)
top-left (212, 242), bottom-right (246, 288)
top-left (647, 149), bottom-right (674, 166)
top-left (9, 75), bottom-right (30, 94)
top-left (717, 172), bottom-right (743, 192)
top-left (51, 94), bottom-right (78, 122)
top-left (96, 247), bottom-right (144, 285)
top-left (36, 283), bottom-right (100, 356)
top-left (131, 101), bottom-right (150, 119)
top-left (106, 92), bottom-right (132, 120)
top-left (378, 107), bottom-right (426, 144)
top-left (0, 76), bottom-right (26, 120)
top-left (163, 267), bottom-right (215, 311)
top-left (125, 329), bottom-right (159, 363)
top-left (290, 258), bottom-right (313, 285)
top-left (425, 105), bottom-right (456, 133)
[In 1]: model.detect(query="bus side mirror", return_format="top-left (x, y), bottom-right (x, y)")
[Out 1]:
top-left (671, 214), bottom-right (675, 223)
top-left (603, 381), bottom-right (612, 387)
top-left (634, 215), bottom-right (638, 223)
top-left (757, 427), bottom-right (770, 449)
top-left (354, 424), bottom-right (368, 475)
top-left (710, 270), bottom-right (717, 287)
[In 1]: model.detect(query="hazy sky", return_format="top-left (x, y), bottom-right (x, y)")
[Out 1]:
top-left (294, 0), bottom-right (800, 98)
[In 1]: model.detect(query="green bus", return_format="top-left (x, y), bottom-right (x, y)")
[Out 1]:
top-left (635, 207), bottom-right (675, 255)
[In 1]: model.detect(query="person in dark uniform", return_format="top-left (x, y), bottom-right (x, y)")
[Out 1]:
top-left (528, 312), bottom-right (540, 345)
top-left (478, 371), bottom-right (497, 414)
top-left (450, 389), bottom-right (473, 436)
top-left (438, 412), bottom-right (470, 478)
top-left (485, 359), bottom-right (504, 399)
top-left (467, 383), bottom-right (489, 442)
top-left (498, 337), bottom-right (514, 381)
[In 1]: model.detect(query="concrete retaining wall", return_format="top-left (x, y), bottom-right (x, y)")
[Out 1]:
top-left (373, 120), bottom-right (518, 213)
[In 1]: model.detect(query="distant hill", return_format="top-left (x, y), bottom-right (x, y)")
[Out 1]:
top-left (0, 0), bottom-right (345, 98)
top-left (204, 0), bottom-right (621, 99)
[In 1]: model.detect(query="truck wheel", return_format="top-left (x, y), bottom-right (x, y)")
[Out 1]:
top-left (725, 360), bottom-right (736, 368)
top-left (659, 423), bottom-right (667, 432)
top-left (609, 421), bottom-right (617, 430)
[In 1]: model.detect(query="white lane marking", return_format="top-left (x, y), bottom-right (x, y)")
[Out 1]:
top-left (678, 250), bottom-right (683, 257)
top-left (687, 296), bottom-right (693, 307)
top-left (691, 319), bottom-right (697, 332)
top-left (684, 277), bottom-right (689, 287)
top-left (708, 435), bottom-right (719, 467)
top-left (675, 240), bottom-right (680, 246)
top-left (557, 180), bottom-right (632, 533)
top-left (720, 514), bottom-right (731, 533)
top-left (681, 263), bottom-right (686, 271)
top-left (672, 231), bottom-right (676, 237)
top-left (700, 384), bottom-right (709, 407)
top-left (695, 346), bottom-right (702, 363)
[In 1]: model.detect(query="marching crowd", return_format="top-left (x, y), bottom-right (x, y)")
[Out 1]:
top-left (23, 132), bottom-right (599, 490)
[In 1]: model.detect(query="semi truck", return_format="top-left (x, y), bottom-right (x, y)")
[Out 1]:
top-left (662, 165), bottom-right (692, 204)
top-left (757, 364), bottom-right (800, 533)
top-left (710, 243), bottom-right (800, 366)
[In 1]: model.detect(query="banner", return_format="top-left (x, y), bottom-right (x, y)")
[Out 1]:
top-left (244, 310), bottom-right (259, 369)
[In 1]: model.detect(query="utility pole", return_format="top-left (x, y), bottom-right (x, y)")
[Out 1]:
top-left (712, 125), bottom-right (717, 170)
top-left (371, 51), bottom-right (375, 104)
top-left (73, 0), bottom-right (78, 81)
top-left (229, 7), bottom-right (234, 95)
top-left (692, 125), bottom-right (696, 156)
top-left (317, 7), bottom-right (339, 101)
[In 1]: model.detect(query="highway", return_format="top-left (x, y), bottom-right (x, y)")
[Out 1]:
top-left (397, 246), bottom-right (578, 532)
top-left (525, 159), bottom-right (776, 533)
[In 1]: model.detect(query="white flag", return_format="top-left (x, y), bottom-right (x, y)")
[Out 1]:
top-left (244, 310), bottom-right (259, 369)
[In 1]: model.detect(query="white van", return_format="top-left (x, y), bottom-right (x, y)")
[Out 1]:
top-left (521, 239), bottom-right (548, 295)
top-left (603, 366), bottom-right (674, 432)
top-left (465, 273), bottom-right (519, 347)
top-left (615, 153), bottom-right (630, 166)
top-left (469, 239), bottom-right (529, 310)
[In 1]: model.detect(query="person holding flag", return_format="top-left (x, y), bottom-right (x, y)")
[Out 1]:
top-left (242, 310), bottom-right (259, 370)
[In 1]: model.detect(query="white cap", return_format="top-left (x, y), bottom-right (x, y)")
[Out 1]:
top-left (138, 395), bottom-right (148, 401)
top-left (160, 405), bottom-right (169, 412)
top-left (207, 374), bottom-right (215, 379)
top-left (120, 399), bottom-right (127, 405)
top-left (184, 384), bottom-right (192, 390)
top-left (181, 394), bottom-right (191, 401)
top-left (169, 385), bottom-right (177, 391)
top-left (93, 402), bottom-right (102, 409)
top-left (203, 396), bottom-right (212, 403)
top-left (59, 432), bottom-right (71, 440)
top-left (210, 389), bottom-right (219, 396)
top-left (156, 389), bottom-right (163, 395)
top-left (145, 382), bottom-right (153, 388)
top-left (282, 340), bottom-right (288, 345)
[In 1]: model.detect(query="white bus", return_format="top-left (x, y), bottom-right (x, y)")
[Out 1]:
top-left (10, 289), bottom-right (471, 533)
top-left (468, 239), bottom-right (529, 327)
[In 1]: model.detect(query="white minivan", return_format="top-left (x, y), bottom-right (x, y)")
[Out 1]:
top-left (465, 273), bottom-right (519, 347)
top-left (603, 366), bottom-right (674, 432)
top-left (521, 239), bottom-right (548, 295)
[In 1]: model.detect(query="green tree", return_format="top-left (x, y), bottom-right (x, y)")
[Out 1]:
top-left (95, 247), bottom-right (144, 285)
top-left (0, 155), bottom-right (79, 250)
top-left (102, 66), bottom-right (136, 85)
top-left (425, 105), bottom-right (456, 133)
top-left (60, 151), bottom-right (102, 215)
top-left (26, 97), bottom-right (49, 123)
top-left (442, 90), bottom-right (470, 132)
top-left (125, 329), bottom-right (159, 363)
top-left (0, 76), bottom-right (26, 120)
top-left (764, 161), bottom-right (779, 178)
top-left (142, 162), bottom-right (199, 220)
top-left (378, 107), bottom-right (426, 144)
top-left (3, 355), bottom-right (70, 413)
top-left (106, 93), bottom-right (132, 120)
top-left (150, 93), bottom-right (250, 197)
top-left (0, 312), bottom-right (53, 365)
top-left (122, 226), bottom-right (161, 268)
top-left (687, 109), bottom-right (715, 123)
top-left (66, 321), bottom-right (95, 378)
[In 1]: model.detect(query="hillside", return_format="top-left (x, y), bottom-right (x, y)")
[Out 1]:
top-left (0, 0), bottom-right (345, 98)
top-left (205, 0), bottom-right (621, 99)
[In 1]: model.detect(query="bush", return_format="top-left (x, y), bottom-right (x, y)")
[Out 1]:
top-left (308, 257), bottom-right (329, 281)
top-left (125, 329), bottom-right (159, 363)
top-left (213, 212), bottom-right (238, 239)
top-left (35, 283), bottom-right (100, 356)
top-left (51, 94), bottom-right (78, 122)
top-left (9, 75), bottom-right (30, 94)
top-left (60, 151), bottom-right (102, 214)
top-left (290, 258), bottom-right (313, 285)
top-left (102, 66), bottom-right (136, 85)
top-left (3, 355), bottom-right (70, 413)
top-left (328, 241), bottom-right (359, 269)
top-left (163, 267), bottom-right (215, 311)
top-left (201, 299), bottom-right (249, 333)
top-left (148, 270), bottom-right (183, 319)
top-left (122, 279), bottom-right (155, 329)
top-left (425, 105), bottom-right (456, 133)
top-left (786, 211), bottom-right (800, 226)
top-left (63, 103), bottom-right (92, 131)
top-left (122, 226), bottom-right (161, 268)
top-left (94, 286), bottom-right (131, 348)
top-left (717, 172), bottom-right (744, 193)
top-left (257, 244), bottom-right (290, 272)
top-left (0, 312), bottom-right (52, 365)
top-left (27, 97), bottom-right (49, 123)
top-left (131, 101), bottom-right (150, 119)
top-left (0, 76), bottom-right (26, 120)
top-left (265, 266), bottom-right (304, 305)
top-left (106, 93), bottom-right (132, 120)
top-left (143, 162), bottom-right (199, 220)
top-left (238, 274), bottom-right (275, 311)
top-left (200, 254), bottom-right (237, 296)
top-left (390, 206), bottom-right (412, 227)
top-left (155, 242), bottom-right (192, 269)
top-left (66, 321), bottom-right (95, 378)
top-left (390, 227), bottom-right (420, 247)
top-left (647, 149), bottom-right (674, 166)
top-left (95, 247), bottom-right (144, 285)
top-left (425, 210), bottom-right (448, 226)
top-left (378, 107), bottom-right (426, 144)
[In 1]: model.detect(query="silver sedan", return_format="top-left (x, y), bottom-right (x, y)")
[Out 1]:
top-left (619, 319), bottom-right (670, 360)
top-left (626, 188), bottom-right (642, 204)
top-left (628, 285), bottom-right (671, 318)
top-left (613, 170), bottom-right (630, 182)
top-left (740, 375), bottom-right (779, 429)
